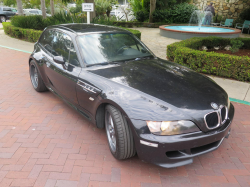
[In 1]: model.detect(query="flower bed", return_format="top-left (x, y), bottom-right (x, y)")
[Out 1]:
top-left (167, 37), bottom-right (250, 82)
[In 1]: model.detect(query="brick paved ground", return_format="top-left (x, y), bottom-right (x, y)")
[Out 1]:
top-left (0, 47), bottom-right (250, 187)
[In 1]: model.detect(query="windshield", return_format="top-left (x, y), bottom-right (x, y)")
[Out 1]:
top-left (77, 33), bottom-right (154, 65)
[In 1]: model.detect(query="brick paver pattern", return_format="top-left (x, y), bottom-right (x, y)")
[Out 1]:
top-left (0, 47), bottom-right (250, 187)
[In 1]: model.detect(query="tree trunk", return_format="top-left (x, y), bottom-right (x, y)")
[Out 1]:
top-left (50, 0), bottom-right (55, 16)
top-left (149, 0), bottom-right (156, 23)
top-left (16, 0), bottom-right (23, 16)
top-left (41, 0), bottom-right (47, 19)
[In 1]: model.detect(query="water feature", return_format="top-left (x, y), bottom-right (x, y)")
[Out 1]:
top-left (189, 10), bottom-right (213, 30)
top-left (159, 8), bottom-right (241, 40)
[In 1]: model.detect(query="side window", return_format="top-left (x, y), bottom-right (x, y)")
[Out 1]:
top-left (52, 31), bottom-right (71, 63)
top-left (69, 43), bottom-right (80, 66)
top-left (39, 30), bottom-right (54, 54)
top-left (3, 8), bottom-right (11, 11)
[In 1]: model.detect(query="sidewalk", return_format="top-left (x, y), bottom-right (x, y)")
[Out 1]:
top-left (0, 27), bottom-right (250, 103)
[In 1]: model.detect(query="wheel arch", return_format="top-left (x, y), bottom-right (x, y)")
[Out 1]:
top-left (94, 99), bottom-right (131, 130)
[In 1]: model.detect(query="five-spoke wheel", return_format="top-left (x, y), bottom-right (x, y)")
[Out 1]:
top-left (105, 105), bottom-right (136, 159)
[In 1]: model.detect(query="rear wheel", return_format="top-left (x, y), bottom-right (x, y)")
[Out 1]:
top-left (29, 60), bottom-right (47, 92)
top-left (0, 16), bottom-right (6, 23)
top-left (105, 105), bottom-right (136, 160)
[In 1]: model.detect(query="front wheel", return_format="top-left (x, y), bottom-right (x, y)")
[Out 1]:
top-left (105, 105), bottom-right (136, 160)
top-left (0, 16), bottom-right (6, 23)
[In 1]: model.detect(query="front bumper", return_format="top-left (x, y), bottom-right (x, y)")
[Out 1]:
top-left (129, 104), bottom-right (234, 168)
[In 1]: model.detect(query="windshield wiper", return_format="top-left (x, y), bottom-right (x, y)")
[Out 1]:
top-left (86, 61), bottom-right (118, 67)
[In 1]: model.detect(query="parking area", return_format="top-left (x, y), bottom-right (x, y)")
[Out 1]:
top-left (0, 47), bottom-right (250, 187)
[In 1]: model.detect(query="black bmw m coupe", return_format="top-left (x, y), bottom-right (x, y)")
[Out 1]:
top-left (29, 24), bottom-right (234, 168)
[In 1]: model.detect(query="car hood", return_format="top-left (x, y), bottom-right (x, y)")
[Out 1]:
top-left (87, 58), bottom-right (229, 132)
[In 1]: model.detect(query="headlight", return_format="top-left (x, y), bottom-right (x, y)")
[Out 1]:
top-left (146, 120), bottom-right (200, 135)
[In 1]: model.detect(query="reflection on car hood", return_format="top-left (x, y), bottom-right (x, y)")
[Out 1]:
top-left (88, 58), bottom-right (228, 111)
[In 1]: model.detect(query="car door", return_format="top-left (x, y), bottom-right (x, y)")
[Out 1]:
top-left (3, 7), bottom-right (14, 19)
top-left (41, 30), bottom-right (81, 105)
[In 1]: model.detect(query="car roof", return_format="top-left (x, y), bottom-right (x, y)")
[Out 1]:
top-left (48, 23), bottom-right (131, 35)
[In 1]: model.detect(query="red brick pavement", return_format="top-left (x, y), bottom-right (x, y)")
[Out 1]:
top-left (0, 47), bottom-right (250, 187)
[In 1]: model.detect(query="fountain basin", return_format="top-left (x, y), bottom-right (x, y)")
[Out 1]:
top-left (159, 25), bottom-right (241, 40)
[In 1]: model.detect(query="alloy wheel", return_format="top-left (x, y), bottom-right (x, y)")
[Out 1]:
top-left (30, 64), bottom-right (39, 89)
top-left (105, 111), bottom-right (116, 153)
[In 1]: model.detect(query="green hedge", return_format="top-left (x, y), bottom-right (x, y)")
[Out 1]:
top-left (3, 22), bottom-right (42, 42)
top-left (3, 22), bottom-right (141, 42)
top-left (121, 27), bottom-right (141, 39)
top-left (167, 37), bottom-right (250, 82)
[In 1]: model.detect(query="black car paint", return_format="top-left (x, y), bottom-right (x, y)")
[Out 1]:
top-left (29, 24), bottom-right (234, 168)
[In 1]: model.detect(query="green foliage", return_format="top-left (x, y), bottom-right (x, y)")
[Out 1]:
top-left (169, 3), bottom-right (197, 23)
top-left (230, 40), bottom-right (244, 54)
top-left (122, 27), bottom-right (141, 39)
top-left (92, 15), bottom-right (141, 39)
top-left (135, 10), bottom-right (148, 22)
top-left (92, 15), bottom-right (117, 25)
top-left (43, 12), bottom-right (86, 26)
top-left (3, 0), bottom-right (16, 7)
top-left (11, 15), bottom-right (45, 30)
top-left (239, 8), bottom-right (250, 21)
top-left (69, 4), bottom-right (83, 14)
top-left (2, 22), bottom-right (42, 42)
top-left (22, 0), bottom-right (50, 9)
top-left (11, 12), bottom-right (86, 30)
top-left (213, 14), bottom-right (224, 23)
top-left (167, 37), bottom-right (250, 82)
top-left (95, 0), bottom-right (117, 17)
top-left (129, 0), bottom-right (143, 13)
top-left (69, 0), bottom-right (84, 14)
top-left (152, 10), bottom-right (171, 23)
top-left (3, 15), bottom-right (141, 41)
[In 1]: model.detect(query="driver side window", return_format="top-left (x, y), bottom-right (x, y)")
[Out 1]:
top-left (51, 31), bottom-right (71, 63)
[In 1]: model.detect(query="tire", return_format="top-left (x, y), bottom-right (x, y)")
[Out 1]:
top-left (105, 105), bottom-right (136, 160)
top-left (29, 60), bottom-right (47, 92)
top-left (0, 16), bottom-right (6, 23)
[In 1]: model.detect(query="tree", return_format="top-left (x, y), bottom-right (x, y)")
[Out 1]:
top-left (16, 0), bottom-right (24, 15)
top-left (149, 0), bottom-right (156, 23)
top-left (3, 0), bottom-right (16, 7)
top-left (41, 0), bottom-right (46, 18)
top-left (50, 0), bottom-right (55, 16)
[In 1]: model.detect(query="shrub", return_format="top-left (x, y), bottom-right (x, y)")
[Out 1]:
top-left (152, 10), bottom-right (171, 23)
top-left (11, 12), bottom-right (86, 31)
top-left (92, 15), bottom-right (117, 25)
top-left (3, 19), bottom-right (141, 41)
top-left (230, 40), bottom-right (244, 53)
top-left (135, 10), bottom-right (149, 22)
top-left (43, 12), bottom-right (86, 27)
top-left (167, 37), bottom-right (250, 82)
top-left (239, 8), bottom-right (250, 21)
top-left (169, 3), bottom-right (197, 23)
top-left (2, 22), bottom-right (42, 42)
top-left (11, 15), bottom-right (45, 30)
top-left (122, 27), bottom-right (141, 39)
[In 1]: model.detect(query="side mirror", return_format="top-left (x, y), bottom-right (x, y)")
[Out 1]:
top-left (53, 56), bottom-right (65, 64)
